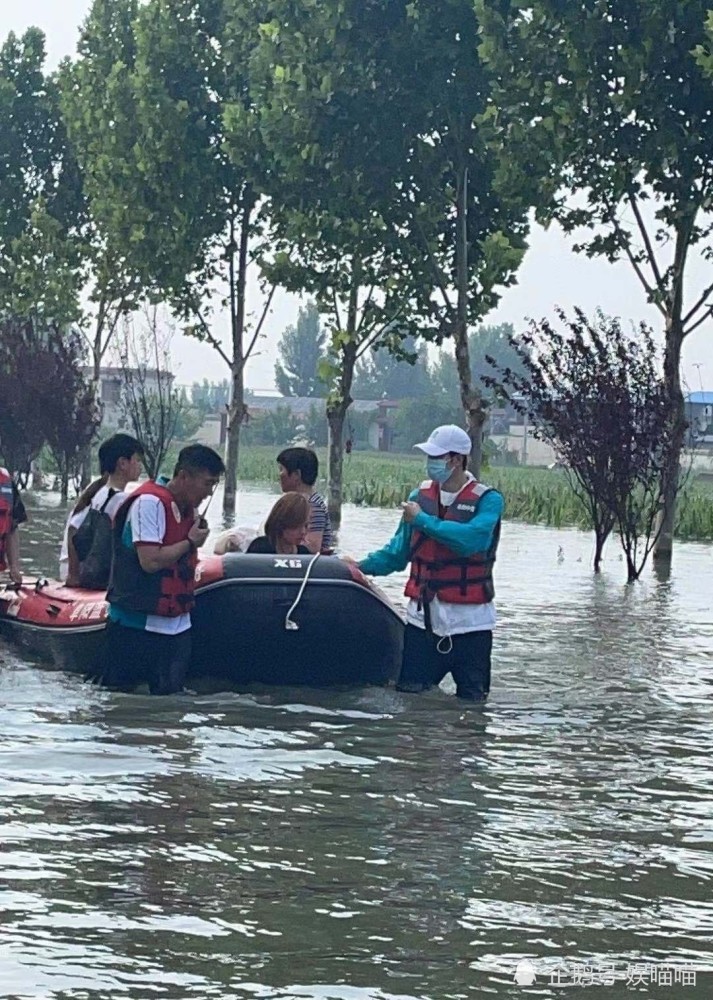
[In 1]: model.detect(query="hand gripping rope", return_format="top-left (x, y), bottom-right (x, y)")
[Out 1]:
top-left (284, 552), bottom-right (321, 631)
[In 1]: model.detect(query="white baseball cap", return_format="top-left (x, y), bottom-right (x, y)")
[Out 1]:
top-left (414, 424), bottom-right (472, 457)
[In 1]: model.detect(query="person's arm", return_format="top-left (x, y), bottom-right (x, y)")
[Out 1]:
top-left (66, 525), bottom-right (81, 586)
top-left (303, 496), bottom-right (326, 555)
top-left (129, 495), bottom-right (208, 574)
top-left (136, 535), bottom-right (200, 573)
top-left (411, 490), bottom-right (504, 556)
top-left (6, 483), bottom-right (27, 584)
top-left (5, 528), bottom-right (22, 584)
top-left (358, 492), bottom-right (419, 576)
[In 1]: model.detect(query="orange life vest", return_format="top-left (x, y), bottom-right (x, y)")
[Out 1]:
top-left (404, 479), bottom-right (500, 606)
top-left (108, 481), bottom-right (197, 617)
top-left (0, 467), bottom-right (14, 572)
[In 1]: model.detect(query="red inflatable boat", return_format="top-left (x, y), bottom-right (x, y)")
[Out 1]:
top-left (0, 553), bottom-right (404, 688)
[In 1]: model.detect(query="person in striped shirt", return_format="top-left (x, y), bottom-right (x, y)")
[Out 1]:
top-left (276, 447), bottom-right (334, 555)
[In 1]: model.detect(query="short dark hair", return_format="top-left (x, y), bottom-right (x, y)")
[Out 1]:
top-left (450, 452), bottom-right (468, 471)
top-left (98, 433), bottom-right (144, 474)
top-left (174, 444), bottom-right (225, 478)
top-left (276, 447), bottom-right (319, 487)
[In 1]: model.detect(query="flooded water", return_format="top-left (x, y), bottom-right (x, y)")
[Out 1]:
top-left (2, 485), bottom-right (713, 998)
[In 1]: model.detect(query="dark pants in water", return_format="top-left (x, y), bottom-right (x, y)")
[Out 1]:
top-left (397, 624), bottom-right (492, 701)
top-left (99, 620), bottom-right (192, 695)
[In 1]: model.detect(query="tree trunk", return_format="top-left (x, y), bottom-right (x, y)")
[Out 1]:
top-left (326, 272), bottom-right (359, 528)
top-left (223, 200), bottom-right (251, 516)
top-left (652, 317), bottom-right (686, 565)
top-left (223, 366), bottom-right (243, 513)
top-left (327, 403), bottom-right (347, 528)
top-left (453, 163), bottom-right (486, 476)
top-left (80, 347), bottom-right (103, 488)
top-left (593, 530), bottom-right (605, 574)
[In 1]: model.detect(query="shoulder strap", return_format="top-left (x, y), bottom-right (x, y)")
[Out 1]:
top-left (98, 487), bottom-right (118, 514)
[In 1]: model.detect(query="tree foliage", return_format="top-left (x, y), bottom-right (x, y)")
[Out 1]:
top-left (352, 337), bottom-right (431, 401)
top-left (0, 29), bottom-right (82, 328)
top-left (477, 0), bottom-right (713, 561)
top-left (244, 0), bottom-right (530, 520)
top-left (65, 0), bottom-right (274, 513)
top-left (485, 310), bottom-right (677, 580)
top-left (0, 319), bottom-right (99, 493)
top-left (274, 301), bottom-right (327, 398)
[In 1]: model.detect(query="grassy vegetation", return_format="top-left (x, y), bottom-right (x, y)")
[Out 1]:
top-left (235, 446), bottom-right (713, 542)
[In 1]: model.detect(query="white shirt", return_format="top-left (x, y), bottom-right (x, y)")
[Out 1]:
top-left (59, 485), bottom-right (127, 582)
top-left (406, 475), bottom-right (496, 636)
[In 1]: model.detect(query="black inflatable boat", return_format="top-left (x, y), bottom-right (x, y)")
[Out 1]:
top-left (0, 553), bottom-right (404, 688)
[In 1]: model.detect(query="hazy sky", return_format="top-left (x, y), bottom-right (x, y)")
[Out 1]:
top-left (4, 0), bottom-right (713, 394)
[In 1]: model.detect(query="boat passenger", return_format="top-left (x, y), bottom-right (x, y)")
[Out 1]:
top-left (60, 434), bottom-right (144, 589)
top-left (356, 425), bottom-right (504, 703)
top-left (276, 447), bottom-right (334, 554)
top-left (247, 492), bottom-right (311, 555)
top-left (0, 466), bottom-right (28, 586)
top-left (100, 444), bottom-right (224, 695)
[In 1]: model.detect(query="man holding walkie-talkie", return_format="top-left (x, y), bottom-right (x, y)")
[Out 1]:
top-left (101, 444), bottom-right (225, 695)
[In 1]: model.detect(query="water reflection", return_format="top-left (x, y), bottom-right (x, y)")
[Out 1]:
top-left (1, 486), bottom-right (712, 997)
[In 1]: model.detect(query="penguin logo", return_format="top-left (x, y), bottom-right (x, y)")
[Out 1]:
top-left (514, 959), bottom-right (537, 986)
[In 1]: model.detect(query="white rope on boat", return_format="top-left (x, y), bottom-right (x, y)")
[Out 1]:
top-left (284, 553), bottom-right (321, 631)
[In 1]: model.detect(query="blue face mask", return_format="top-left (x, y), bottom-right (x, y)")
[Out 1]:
top-left (427, 458), bottom-right (452, 484)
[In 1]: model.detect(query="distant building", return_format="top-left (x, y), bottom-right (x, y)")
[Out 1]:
top-left (687, 391), bottom-right (713, 444)
top-left (84, 367), bottom-right (174, 430)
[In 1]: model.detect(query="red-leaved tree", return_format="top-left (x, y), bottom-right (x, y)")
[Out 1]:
top-left (485, 309), bottom-right (679, 581)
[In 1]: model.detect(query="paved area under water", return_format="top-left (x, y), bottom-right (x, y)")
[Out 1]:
top-left (1, 485), bottom-right (712, 998)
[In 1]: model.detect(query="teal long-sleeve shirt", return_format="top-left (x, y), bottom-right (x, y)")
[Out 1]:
top-left (358, 485), bottom-right (504, 577)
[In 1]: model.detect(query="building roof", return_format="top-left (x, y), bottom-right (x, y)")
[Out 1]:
top-left (247, 395), bottom-right (387, 415)
top-left (81, 366), bottom-right (173, 381)
top-left (686, 391), bottom-right (713, 405)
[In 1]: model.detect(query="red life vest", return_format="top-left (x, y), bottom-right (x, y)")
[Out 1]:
top-left (108, 481), bottom-right (197, 617)
top-left (404, 479), bottom-right (500, 606)
top-left (0, 467), bottom-right (14, 572)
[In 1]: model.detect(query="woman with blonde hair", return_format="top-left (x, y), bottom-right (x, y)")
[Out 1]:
top-left (247, 492), bottom-right (311, 555)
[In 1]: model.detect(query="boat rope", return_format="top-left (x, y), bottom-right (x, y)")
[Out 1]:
top-left (284, 553), bottom-right (321, 631)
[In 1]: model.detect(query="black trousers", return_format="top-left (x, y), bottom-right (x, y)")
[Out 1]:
top-left (397, 624), bottom-right (492, 701)
top-left (98, 620), bottom-right (192, 696)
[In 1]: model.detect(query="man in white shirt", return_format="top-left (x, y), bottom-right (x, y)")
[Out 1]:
top-left (60, 434), bottom-right (144, 587)
top-left (101, 444), bottom-right (224, 695)
top-left (358, 425), bottom-right (504, 702)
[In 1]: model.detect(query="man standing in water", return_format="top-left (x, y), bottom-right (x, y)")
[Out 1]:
top-left (358, 425), bottom-right (503, 702)
top-left (102, 444), bottom-right (224, 695)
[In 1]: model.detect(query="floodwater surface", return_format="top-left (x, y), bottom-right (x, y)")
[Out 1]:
top-left (1, 485), bottom-right (713, 999)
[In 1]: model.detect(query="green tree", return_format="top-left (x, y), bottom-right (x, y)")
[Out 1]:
top-left (394, 0), bottom-right (530, 474)
top-left (0, 29), bottom-right (82, 326)
top-left (274, 301), bottom-right (327, 397)
top-left (352, 336), bottom-right (431, 400)
top-left (191, 379), bottom-right (230, 415)
top-left (59, 0), bottom-right (145, 395)
top-left (430, 323), bottom-right (528, 404)
top-left (241, 0), bottom-right (528, 522)
top-left (477, 0), bottom-right (713, 566)
top-left (66, 0), bottom-right (274, 514)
